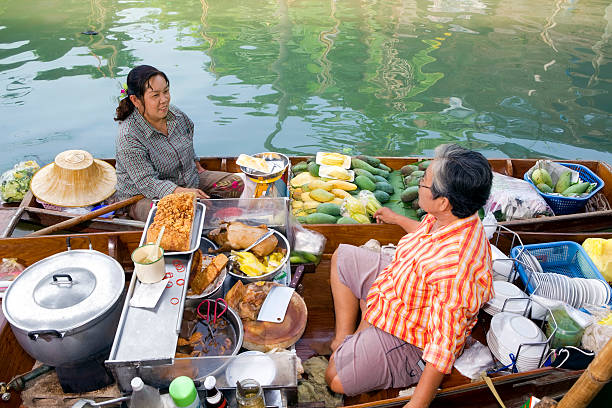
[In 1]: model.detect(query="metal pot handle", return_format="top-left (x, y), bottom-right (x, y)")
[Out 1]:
top-left (66, 236), bottom-right (93, 251)
top-left (28, 330), bottom-right (64, 341)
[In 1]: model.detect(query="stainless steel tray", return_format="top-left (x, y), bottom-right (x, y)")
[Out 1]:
top-left (106, 254), bottom-right (192, 366)
top-left (140, 202), bottom-right (206, 255)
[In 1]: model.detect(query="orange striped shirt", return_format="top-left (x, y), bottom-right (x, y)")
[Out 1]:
top-left (364, 213), bottom-right (493, 374)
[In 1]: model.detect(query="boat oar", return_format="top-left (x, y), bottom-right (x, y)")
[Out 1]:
top-left (27, 195), bottom-right (144, 237)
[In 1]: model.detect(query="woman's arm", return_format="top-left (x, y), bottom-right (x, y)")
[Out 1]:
top-left (373, 207), bottom-right (421, 233)
top-left (403, 363), bottom-right (444, 408)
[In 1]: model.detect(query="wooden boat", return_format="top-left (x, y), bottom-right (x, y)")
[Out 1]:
top-left (1, 226), bottom-right (610, 407)
top-left (3, 156), bottom-right (611, 237)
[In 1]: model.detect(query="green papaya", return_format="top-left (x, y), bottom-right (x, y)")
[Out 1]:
top-left (317, 202), bottom-right (342, 217)
top-left (411, 198), bottom-right (420, 210)
top-left (554, 170), bottom-right (572, 193)
top-left (405, 176), bottom-right (420, 187)
top-left (296, 216), bottom-right (308, 224)
top-left (353, 168), bottom-right (377, 182)
top-left (352, 157), bottom-right (387, 177)
top-left (355, 175), bottom-right (376, 191)
top-left (374, 181), bottom-right (394, 195)
top-left (337, 216), bottom-right (359, 224)
top-left (305, 212), bottom-right (338, 224)
top-left (561, 182), bottom-right (590, 196)
top-left (411, 170), bottom-right (425, 178)
top-left (291, 161), bottom-right (308, 174)
top-left (356, 155), bottom-right (381, 167)
top-left (401, 164), bottom-right (418, 176)
top-left (378, 163), bottom-right (391, 173)
top-left (401, 186), bottom-right (419, 203)
top-left (418, 160), bottom-right (431, 171)
top-left (374, 175), bottom-right (388, 183)
top-left (373, 190), bottom-right (390, 204)
top-left (536, 183), bottom-right (554, 194)
top-left (308, 161), bottom-right (320, 177)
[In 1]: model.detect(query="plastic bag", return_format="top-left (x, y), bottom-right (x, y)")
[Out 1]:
top-left (290, 216), bottom-right (327, 264)
top-left (581, 305), bottom-right (612, 353)
top-left (0, 160), bottom-right (39, 203)
top-left (0, 258), bottom-right (25, 298)
top-left (357, 190), bottom-right (382, 217)
top-left (340, 195), bottom-right (370, 224)
top-left (483, 172), bottom-right (554, 221)
top-left (453, 338), bottom-right (495, 380)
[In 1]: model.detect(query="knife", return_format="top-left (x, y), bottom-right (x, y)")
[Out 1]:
top-left (257, 265), bottom-right (305, 323)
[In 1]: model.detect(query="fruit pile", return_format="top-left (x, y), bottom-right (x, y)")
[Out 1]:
top-left (531, 167), bottom-right (595, 197)
top-left (398, 161), bottom-right (429, 221)
top-left (290, 155), bottom-right (397, 224)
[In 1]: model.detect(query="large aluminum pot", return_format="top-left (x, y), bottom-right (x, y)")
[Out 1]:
top-left (2, 237), bottom-right (125, 366)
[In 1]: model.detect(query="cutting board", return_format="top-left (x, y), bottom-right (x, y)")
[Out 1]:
top-left (242, 291), bottom-right (307, 352)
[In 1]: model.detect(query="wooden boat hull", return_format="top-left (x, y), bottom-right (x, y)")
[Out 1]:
top-left (5, 156), bottom-right (611, 236)
top-left (1, 228), bottom-right (610, 407)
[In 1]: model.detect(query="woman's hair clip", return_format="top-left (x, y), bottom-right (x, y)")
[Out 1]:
top-left (119, 83), bottom-right (129, 100)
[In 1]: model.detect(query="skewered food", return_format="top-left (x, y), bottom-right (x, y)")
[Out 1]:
top-left (146, 192), bottom-right (196, 251)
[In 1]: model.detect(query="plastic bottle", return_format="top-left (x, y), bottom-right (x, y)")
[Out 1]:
top-left (204, 376), bottom-right (228, 408)
top-left (129, 377), bottom-right (164, 408)
top-left (169, 376), bottom-right (202, 408)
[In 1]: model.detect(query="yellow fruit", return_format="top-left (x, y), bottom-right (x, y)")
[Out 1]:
top-left (291, 188), bottom-right (303, 200)
top-left (310, 188), bottom-right (335, 202)
top-left (301, 192), bottom-right (317, 202)
top-left (303, 201), bottom-right (320, 211)
top-left (330, 180), bottom-right (358, 191)
top-left (308, 180), bottom-right (333, 191)
top-left (292, 200), bottom-right (304, 209)
top-left (320, 152), bottom-right (348, 166)
top-left (328, 168), bottom-right (351, 180)
top-left (290, 172), bottom-right (317, 187)
top-left (331, 197), bottom-right (344, 206)
top-left (331, 188), bottom-right (352, 199)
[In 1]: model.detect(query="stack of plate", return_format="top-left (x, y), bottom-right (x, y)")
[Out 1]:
top-left (486, 312), bottom-right (549, 372)
top-left (531, 272), bottom-right (611, 309)
top-left (483, 281), bottom-right (529, 315)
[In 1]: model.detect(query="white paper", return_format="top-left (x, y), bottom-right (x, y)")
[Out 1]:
top-left (129, 279), bottom-right (169, 309)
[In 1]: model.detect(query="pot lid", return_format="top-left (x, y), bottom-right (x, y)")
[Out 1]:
top-left (2, 249), bottom-right (124, 333)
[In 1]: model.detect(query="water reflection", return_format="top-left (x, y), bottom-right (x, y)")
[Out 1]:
top-left (0, 0), bottom-right (611, 171)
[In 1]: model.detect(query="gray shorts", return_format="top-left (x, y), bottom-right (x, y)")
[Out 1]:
top-left (334, 244), bottom-right (424, 395)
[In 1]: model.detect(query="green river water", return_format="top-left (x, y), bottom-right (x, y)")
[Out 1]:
top-left (1, 0), bottom-right (612, 171)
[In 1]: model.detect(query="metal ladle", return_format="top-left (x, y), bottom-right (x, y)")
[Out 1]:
top-left (71, 396), bottom-right (130, 407)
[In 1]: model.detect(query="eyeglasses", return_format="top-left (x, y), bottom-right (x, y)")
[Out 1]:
top-left (418, 181), bottom-right (431, 190)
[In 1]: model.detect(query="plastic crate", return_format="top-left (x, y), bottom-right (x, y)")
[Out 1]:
top-left (510, 241), bottom-right (608, 298)
top-left (523, 163), bottom-right (604, 215)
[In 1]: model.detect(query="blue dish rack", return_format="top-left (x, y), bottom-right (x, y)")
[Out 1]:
top-left (523, 163), bottom-right (604, 215)
top-left (510, 241), bottom-right (611, 304)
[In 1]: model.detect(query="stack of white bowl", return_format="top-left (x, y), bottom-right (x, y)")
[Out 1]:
top-left (531, 272), bottom-right (611, 309)
top-left (483, 281), bottom-right (529, 316)
top-left (486, 312), bottom-right (549, 372)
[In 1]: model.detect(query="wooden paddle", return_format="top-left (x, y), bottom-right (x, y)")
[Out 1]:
top-left (27, 194), bottom-right (144, 237)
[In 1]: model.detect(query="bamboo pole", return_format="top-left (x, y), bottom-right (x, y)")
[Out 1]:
top-left (556, 337), bottom-right (612, 408)
top-left (27, 195), bottom-right (144, 237)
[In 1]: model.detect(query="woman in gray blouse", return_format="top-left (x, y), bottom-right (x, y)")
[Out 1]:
top-left (114, 65), bottom-right (243, 221)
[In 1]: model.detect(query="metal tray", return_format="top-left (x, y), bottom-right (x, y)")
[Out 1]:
top-left (140, 202), bottom-right (206, 255)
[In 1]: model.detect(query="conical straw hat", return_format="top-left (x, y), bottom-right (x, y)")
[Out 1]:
top-left (30, 150), bottom-right (116, 207)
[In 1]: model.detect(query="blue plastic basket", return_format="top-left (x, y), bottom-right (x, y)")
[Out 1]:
top-left (510, 241), bottom-right (609, 304)
top-left (523, 163), bottom-right (604, 215)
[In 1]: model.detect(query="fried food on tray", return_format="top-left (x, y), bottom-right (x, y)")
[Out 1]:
top-left (190, 253), bottom-right (228, 295)
top-left (208, 221), bottom-right (278, 257)
top-left (146, 192), bottom-right (196, 252)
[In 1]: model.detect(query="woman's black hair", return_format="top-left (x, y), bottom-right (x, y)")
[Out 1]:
top-left (114, 65), bottom-right (169, 121)
top-left (429, 144), bottom-right (493, 218)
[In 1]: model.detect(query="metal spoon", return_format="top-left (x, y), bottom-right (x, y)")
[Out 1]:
top-left (239, 229), bottom-right (275, 253)
top-left (71, 396), bottom-right (130, 407)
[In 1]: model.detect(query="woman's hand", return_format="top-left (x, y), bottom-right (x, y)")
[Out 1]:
top-left (373, 207), bottom-right (399, 225)
top-left (174, 186), bottom-right (209, 199)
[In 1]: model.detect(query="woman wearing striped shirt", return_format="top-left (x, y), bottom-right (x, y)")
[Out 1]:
top-left (114, 65), bottom-right (244, 221)
top-left (325, 144), bottom-right (494, 407)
